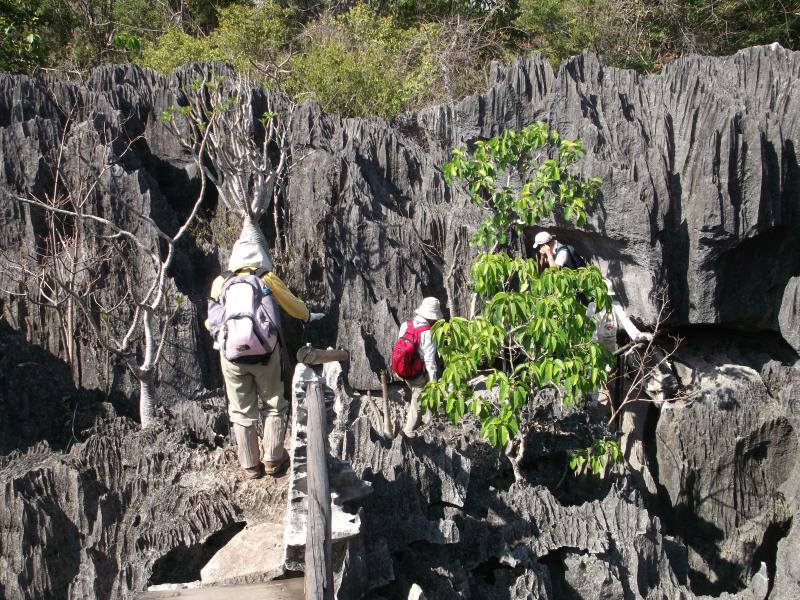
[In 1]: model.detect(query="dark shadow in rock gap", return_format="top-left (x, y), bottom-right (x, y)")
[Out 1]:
top-left (0, 319), bottom-right (134, 454)
top-left (147, 521), bottom-right (247, 586)
top-left (752, 516), bottom-right (793, 595)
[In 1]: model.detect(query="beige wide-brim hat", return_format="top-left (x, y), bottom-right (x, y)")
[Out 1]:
top-left (415, 297), bottom-right (444, 321)
top-left (533, 231), bottom-right (554, 248)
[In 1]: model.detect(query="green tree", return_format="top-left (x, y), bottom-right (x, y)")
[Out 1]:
top-left (285, 4), bottom-right (439, 117)
top-left (514, 0), bottom-right (667, 70)
top-left (138, 2), bottom-right (292, 75)
top-left (421, 123), bottom-right (613, 447)
top-left (1, 0), bottom-right (51, 72)
top-left (670, 0), bottom-right (800, 55)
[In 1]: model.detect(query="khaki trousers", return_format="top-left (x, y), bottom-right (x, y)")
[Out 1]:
top-left (221, 349), bottom-right (288, 463)
top-left (403, 372), bottom-right (428, 435)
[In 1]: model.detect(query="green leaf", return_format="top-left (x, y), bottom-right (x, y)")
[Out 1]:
top-left (486, 424), bottom-right (498, 447)
top-left (499, 425), bottom-right (509, 447)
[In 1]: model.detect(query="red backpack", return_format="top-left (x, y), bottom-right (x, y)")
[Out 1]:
top-left (391, 321), bottom-right (431, 379)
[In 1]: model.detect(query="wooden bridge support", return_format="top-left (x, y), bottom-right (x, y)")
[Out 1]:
top-left (304, 379), bottom-right (333, 600)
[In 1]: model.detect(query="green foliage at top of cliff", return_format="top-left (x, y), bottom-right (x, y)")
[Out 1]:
top-left (2, 0), bottom-right (799, 116)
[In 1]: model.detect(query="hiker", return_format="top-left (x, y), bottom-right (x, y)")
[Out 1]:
top-left (391, 297), bottom-right (444, 436)
top-left (587, 279), bottom-right (653, 353)
top-left (533, 230), bottom-right (585, 270)
top-left (586, 279), bottom-right (653, 405)
top-left (207, 228), bottom-right (322, 479)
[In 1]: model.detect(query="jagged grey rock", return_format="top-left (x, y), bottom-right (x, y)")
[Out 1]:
top-left (0, 415), bottom-right (289, 600)
top-left (779, 276), bottom-right (800, 354)
top-left (2, 47), bottom-right (799, 397)
top-left (760, 363), bottom-right (800, 600)
top-left (2, 46), bottom-right (800, 600)
top-left (333, 391), bottom-right (695, 599)
top-left (658, 350), bottom-right (798, 595)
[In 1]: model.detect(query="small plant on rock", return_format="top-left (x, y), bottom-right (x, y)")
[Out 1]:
top-left (421, 123), bottom-right (613, 447)
top-left (570, 438), bottom-right (622, 476)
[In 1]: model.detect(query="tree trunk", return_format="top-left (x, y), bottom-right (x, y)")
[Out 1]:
top-left (381, 371), bottom-right (393, 438)
top-left (139, 369), bottom-right (157, 429)
top-left (242, 215), bottom-right (269, 248)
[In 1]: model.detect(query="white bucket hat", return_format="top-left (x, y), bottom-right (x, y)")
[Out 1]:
top-left (533, 231), bottom-right (554, 249)
top-left (228, 224), bottom-right (274, 272)
top-left (415, 297), bottom-right (444, 321)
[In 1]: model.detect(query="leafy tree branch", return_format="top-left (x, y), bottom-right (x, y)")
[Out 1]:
top-left (422, 123), bottom-right (613, 447)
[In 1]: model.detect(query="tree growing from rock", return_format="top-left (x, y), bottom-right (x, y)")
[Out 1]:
top-left (422, 123), bottom-right (613, 447)
top-left (160, 66), bottom-right (290, 253)
top-left (7, 102), bottom-right (216, 428)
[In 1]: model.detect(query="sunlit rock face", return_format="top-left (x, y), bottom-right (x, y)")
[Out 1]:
top-left (280, 45), bottom-right (800, 388)
top-left (2, 47), bottom-right (798, 391)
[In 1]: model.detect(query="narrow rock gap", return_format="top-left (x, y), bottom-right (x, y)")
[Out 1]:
top-left (147, 521), bottom-right (246, 586)
top-left (539, 548), bottom-right (577, 599)
top-left (471, 556), bottom-right (509, 584)
top-left (755, 517), bottom-right (792, 597)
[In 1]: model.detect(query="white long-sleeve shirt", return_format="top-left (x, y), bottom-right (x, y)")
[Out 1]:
top-left (398, 316), bottom-right (439, 381)
top-left (587, 300), bottom-right (644, 348)
top-left (586, 276), bottom-right (645, 353)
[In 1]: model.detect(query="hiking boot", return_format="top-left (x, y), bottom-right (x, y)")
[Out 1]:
top-left (244, 464), bottom-right (265, 480)
top-left (263, 451), bottom-right (289, 477)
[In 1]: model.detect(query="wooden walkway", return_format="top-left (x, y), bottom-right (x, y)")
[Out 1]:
top-left (135, 577), bottom-right (304, 599)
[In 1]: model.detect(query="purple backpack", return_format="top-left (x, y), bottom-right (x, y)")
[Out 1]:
top-left (208, 269), bottom-right (279, 363)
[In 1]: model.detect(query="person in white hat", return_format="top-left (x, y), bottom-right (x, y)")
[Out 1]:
top-left (207, 227), bottom-right (323, 479)
top-left (393, 297), bottom-right (444, 436)
top-left (533, 230), bottom-right (582, 269)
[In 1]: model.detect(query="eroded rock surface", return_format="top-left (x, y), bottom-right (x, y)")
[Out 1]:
top-left (658, 345), bottom-right (798, 595)
top-left (330, 391), bottom-right (691, 599)
top-left (314, 343), bottom-right (800, 600)
top-left (1, 45), bottom-right (800, 600)
top-left (0, 414), bottom-right (287, 600)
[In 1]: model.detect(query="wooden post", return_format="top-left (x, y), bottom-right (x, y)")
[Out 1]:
top-left (304, 379), bottom-right (333, 600)
top-left (380, 371), bottom-right (393, 438)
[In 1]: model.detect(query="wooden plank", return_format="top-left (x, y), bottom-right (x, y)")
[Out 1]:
top-left (135, 578), bottom-right (304, 600)
top-left (304, 379), bottom-right (333, 600)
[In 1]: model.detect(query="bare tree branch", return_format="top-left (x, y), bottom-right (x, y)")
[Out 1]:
top-left (4, 88), bottom-right (215, 428)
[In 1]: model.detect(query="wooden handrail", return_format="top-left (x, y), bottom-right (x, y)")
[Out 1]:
top-left (296, 345), bottom-right (349, 365)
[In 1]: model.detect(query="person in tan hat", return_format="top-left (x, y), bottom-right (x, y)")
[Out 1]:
top-left (391, 297), bottom-right (444, 436)
top-left (533, 230), bottom-right (585, 270)
top-left (207, 227), bottom-right (323, 479)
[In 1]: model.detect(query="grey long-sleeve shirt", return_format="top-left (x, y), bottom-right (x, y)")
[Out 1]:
top-left (398, 316), bottom-right (439, 381)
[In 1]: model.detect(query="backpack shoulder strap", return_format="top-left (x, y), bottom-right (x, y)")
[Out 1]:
top-left (566, 245), bottom-right (585, 268)
top-left (211, 271), bottom-right (237, 301)
top-left (405, 320), bottom-right (431, 341)
top-left (402, 320), bottom-right (414, 336)
top-left (220, 271), bottom-right (263, 299)
top-left (554, 244), bottom-right (570, 261)
top-left (209, 274), bottom-right (227, 301)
